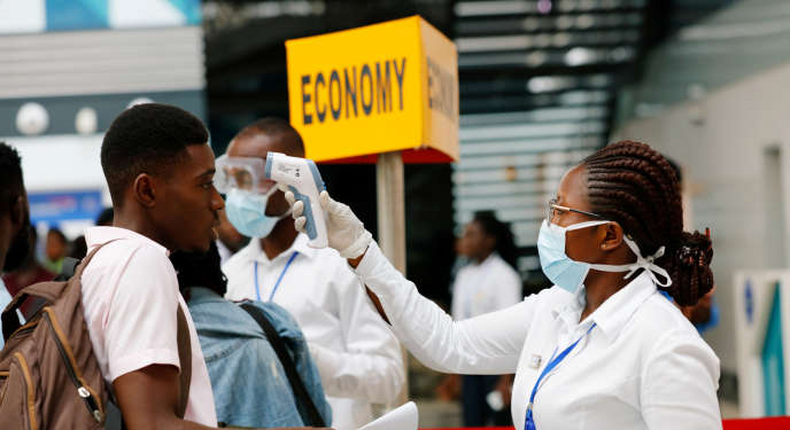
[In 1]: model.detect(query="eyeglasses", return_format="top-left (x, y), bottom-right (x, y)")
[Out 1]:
top-left (546, 198), bottom-right (602, 221)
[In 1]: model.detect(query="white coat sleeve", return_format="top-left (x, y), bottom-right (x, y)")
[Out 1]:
top-left (640, 329), bottom-right (722, 430)
top-left (355, 241), bottom-right (537, 375)
top-left (307, 259), bottom-right (405, 404)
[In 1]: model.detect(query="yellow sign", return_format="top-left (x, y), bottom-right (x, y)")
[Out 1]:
top-left (286, 16), bottom-right (459, 163)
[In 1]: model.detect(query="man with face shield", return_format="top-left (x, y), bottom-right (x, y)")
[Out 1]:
top-left (0, 142), bottom-right (31, 349)
top-left (218, 118), bottom-right (405, 430)
top-left (284, 140), bottom-right (721, 430)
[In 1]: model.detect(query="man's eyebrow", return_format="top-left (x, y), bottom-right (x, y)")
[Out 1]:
top-left (197, 168), bottom-right (215, 178)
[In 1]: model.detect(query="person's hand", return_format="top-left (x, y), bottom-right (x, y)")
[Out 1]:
top-left (284, 189), bottom-right (372, 259)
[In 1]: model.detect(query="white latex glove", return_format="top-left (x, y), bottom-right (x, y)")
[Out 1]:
top-left (283, 189), bottom-right (372, 259)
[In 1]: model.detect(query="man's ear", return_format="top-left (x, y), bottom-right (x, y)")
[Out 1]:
top-left (133, 173), bottom-right (157, 208)
top-left (599, 221), bottom-right (624, 252)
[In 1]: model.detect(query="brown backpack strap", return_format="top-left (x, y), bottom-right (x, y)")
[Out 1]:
top-left (6, 239), bottom-right (114, 306)
top-left (175, 305), bottom-right (191, 419)
top-left (2, 240), bottom-right (116, 340)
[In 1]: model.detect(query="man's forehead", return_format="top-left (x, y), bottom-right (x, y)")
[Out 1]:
top-left (182, 144), bottom-right (215, 173)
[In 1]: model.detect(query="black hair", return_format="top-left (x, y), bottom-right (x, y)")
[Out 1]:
top-left (95, 207), bottom-right (114, 226)
top-left (47, 228), bottom-right (67, 244)
top-left (235, 117), bottom-right (304, 156)
top-left (101, 103), bottom-right (208, 207)
top-left (0, 142), bottom-right (25, 213)
top-left (69, 235), bottom-right (87, 260)
top-left (582, 141), bottom-right (713, 306)
top-left (472, 210), bottom-right (519, 270)
top-left (170, 241), bottom-right (228, 298)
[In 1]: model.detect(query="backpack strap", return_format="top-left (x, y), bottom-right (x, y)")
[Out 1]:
top-left (175, 304), bottom-right (191, 419)
top-left (2, 241), bottom-right (113, 341)
top-left (239, 303), bottom-right (326, 427)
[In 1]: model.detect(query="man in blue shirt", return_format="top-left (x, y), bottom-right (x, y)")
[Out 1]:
top-left (0, 142), bottom-right (32, 349)
top-left (170, 242), bottom-right (332, 428)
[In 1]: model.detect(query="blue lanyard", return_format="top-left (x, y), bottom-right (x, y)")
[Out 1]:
top-left (524, 322), bottom-right (596, 430)
top-left (254, 251), bottom-right (299, 302)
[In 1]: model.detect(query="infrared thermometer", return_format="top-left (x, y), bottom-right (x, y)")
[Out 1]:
top-left (264, 152), bottom-right (328, 248)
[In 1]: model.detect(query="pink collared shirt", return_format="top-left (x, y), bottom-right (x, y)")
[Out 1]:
top-left (81, 226), bottom-right (217, 426)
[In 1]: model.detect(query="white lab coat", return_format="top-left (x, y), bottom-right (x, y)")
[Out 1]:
top-left (223, 234), bottom-right (405, 430)
top-left (451, 253), bottom-right (521, 321)
top-left (356, 241), bottom-right (722, 430)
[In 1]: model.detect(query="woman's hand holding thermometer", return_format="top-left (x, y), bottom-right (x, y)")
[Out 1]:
top-left (264, 151), bottom-right (330, 248)
top-left (283, 187), bottom-right (372, 261)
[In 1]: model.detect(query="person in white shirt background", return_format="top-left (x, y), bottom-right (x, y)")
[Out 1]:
top-left (219, 118), bottom-right (405, 430)
top-left (0, 142), bottom-right (32, 350)
top-left (286, 139), bottom-right (721, 430)
top-left (446, 210), bottom-right (521, 426)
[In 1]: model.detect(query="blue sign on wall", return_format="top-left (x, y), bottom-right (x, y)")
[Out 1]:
top-left (762, 282), bottom-right (786, 416)
top-left (29, 190), bottom-right (103, 225)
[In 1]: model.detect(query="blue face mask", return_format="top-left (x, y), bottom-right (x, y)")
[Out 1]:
top-left (225, 188), bottom-right (291, 238)
top-left (537, 219), bottom-right (673, 294)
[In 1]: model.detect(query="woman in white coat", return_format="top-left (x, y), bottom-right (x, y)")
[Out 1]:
top-left (286, 140), bottom-right (721, 430)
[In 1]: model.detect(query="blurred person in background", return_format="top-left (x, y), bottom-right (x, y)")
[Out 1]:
top-left (219, 118), bottom-right (405, 430)
top-left (215, 208), bottom-right (248, 264)
top-left (2, 226), bottom-right (55, 296)
top-left (438, 211), bottom-right (521, 426)
top-left (43, 227), bottom-right (68, 273)
top-left (69, 207), bottom-right (114, 260)
top-left (0, 142), bottom-right (32, 349)
top-left (171, 241), bottom-right (332, 428)
top-left (96, 207), bottom-right (114, 227)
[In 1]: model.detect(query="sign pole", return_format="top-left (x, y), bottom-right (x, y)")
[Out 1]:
top-left (376, 151), bottom-right (409, 406)
top-left (376, 151), bottom-right (406, 273)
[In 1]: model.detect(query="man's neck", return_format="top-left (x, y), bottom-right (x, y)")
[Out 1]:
top-left (112, 210), bottom-right (168, 250)
top-left (473, 250), bottom-right (493, 265)
top-left (260, 219), bottom-right (299, 260)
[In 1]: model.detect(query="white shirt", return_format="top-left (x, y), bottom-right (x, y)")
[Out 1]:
top-left (223, 234), bottom-right (405, 430)
top-left (451, 253), bottom-right (521, 320)
top-left (356, 241), bottom-right (722, 430)
top-left (81, 227), bottom-right (217, 426)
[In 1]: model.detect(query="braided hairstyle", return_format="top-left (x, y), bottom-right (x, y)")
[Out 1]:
top-left (582, 141), bottom-right (713, 306)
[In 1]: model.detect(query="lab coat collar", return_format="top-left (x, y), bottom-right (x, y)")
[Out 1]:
top-left (551, 271), bottom-right (657, 343)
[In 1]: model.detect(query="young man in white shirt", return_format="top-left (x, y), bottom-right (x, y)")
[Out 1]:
top-left (221, 118), bottom-right (405, 430)
top-left (0, 142), bottom-right (32, 349)
top-left (83, 105), bottom-right (329, 430)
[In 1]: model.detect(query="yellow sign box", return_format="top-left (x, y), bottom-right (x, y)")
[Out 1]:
top-left (286, 16), bottom-right (459, 163)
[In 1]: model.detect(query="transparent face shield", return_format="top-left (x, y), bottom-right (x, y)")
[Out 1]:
top-left (214, 155), bottom-right (277, 195)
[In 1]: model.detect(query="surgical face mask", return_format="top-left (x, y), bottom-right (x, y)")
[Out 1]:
top-left (537, 219), bottom-right (672, 294)
top-left (224, 188), bottom-right (291, 238)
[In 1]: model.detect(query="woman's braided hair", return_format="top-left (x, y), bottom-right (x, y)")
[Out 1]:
top-left (582, 140), bottom-right (713, 306)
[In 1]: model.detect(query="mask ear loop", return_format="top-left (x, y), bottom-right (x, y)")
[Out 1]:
top-left (620, 238), bottom-right (672, 287)
top-left (586, 228), bottom-right (673, 288)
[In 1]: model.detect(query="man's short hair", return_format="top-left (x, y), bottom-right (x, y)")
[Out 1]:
top-left (101, 103), bottom-right (209, 206)
top-left (0, 142), bottom-right (25, 214)
top-left (235, 117), bottom-right (304, 156)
